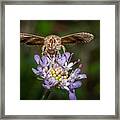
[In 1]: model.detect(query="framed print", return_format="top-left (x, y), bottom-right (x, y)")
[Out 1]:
top-left (20, 20), bottom-right (99, 101)
top-left (0, 0), bottom-right (119, 119)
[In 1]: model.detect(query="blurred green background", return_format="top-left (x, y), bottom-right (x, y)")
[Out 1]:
top-left (20, 20), bottom-right (100, 100)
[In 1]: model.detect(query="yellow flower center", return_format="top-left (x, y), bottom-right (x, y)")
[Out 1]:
top-left (50, 67), bottom-right (68, 81)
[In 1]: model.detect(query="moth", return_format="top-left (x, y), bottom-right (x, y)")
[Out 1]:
top-left (20, 32), bottom-right (94, 56)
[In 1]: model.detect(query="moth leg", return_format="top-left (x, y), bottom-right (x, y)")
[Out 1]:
top-left (61, 45), bottom-right (66, 53)
top-left (42, 45), bottom-right (46, 55)
top-left (56, 50), bottom-right (60, 56)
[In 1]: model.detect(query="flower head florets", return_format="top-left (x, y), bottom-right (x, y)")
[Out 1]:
top-left (32, 52), bottom-right (87, 100)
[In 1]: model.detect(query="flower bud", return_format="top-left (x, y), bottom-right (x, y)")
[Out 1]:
top-left (58, 74), bottom-right (61, 78)
top-left (56, 76), bottom-right (59, 80)
top-left (53, 74), bottom-right (56, 77)
top-left (59, 77), bottom-right (62, 81)
top-left (51, 69), bottom-right (55, 74)
top-left (63, 76), bottom-right (67, 79)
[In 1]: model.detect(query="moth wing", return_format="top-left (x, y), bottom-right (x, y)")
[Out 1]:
top-left (20, 33), bottom-right (44, 45)
top-left (61, 32), bottom-right (94, 44)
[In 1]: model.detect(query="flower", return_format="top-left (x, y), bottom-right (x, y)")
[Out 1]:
top-left (43, 77), bottom-right (58, 89)
top-left (32, 54), bottom-right (50, 78)
top-left (32, 52), bottom-right (87, 100)
top-left (56, 52), bottom-right (74, 70)
top-left (67, 68), bottom-right (87, 100)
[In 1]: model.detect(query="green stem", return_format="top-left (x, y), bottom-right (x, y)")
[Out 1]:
top-left (41, 89), bottom-right (51, 100)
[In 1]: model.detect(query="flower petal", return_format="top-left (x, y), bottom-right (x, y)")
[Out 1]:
top-left (32, 68), bottom-right (39, 75)
top-left (49, 77), bottom-right (56, 84)
top-left (53, 63), bottom-right (59, 68)
top-left (67, 62), bottom-right (74, 68)
top-left (34, 54), bottom-right (40, 64)
top-left (74, 68), bottom-right (81, 75)
top-left (37, 66), bottom-right (42, 72)
top-left (61, 55), bottom-right (66, 65)
top-left (64, 52), bottom-right (70, 61)
top-left (69, 68), bottom-right (81, 81)
top-left (44, 77), bottom-right (57, 88)
top-left (40, 56), bottom-right (48, 67)
top-left (44, 79), bottom-right (49, 85)
top-left (56, 52), bottom-right (70, 66)
top-left (42, 84), bottom-right (50, 89)
top-left (69, 90), bottom-right (76, 100)
top-left (78, 74), bottom-right (87, 79)
top-left (63, 86), bottom-right (70, 91)
top-left (70, 81), bottom-right (82, 89)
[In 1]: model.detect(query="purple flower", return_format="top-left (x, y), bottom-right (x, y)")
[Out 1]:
top-left (56, 52), bottom-right (71, 66)
top-left (32, 54), bottom-right (50, 78)
top-left (42, 77), bottom-right (58, 89)
top-left (67, 81), bottom-right (82, 100)
top-left (34, 55), bottom-right (40, 64)
top-left (32, 66), bottom-right (42, 75)
top-left (69, 89), bottom-right (77, 100)
top-left (69, 68), bottom-right (87, 82)
top-left (69, 81), bottom-right (82, 90)
top-left (34, 54), bottom-right (49, 67)
top-left (32, 52), bottom-right (87, 100)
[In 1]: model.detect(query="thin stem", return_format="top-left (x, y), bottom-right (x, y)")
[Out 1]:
top-left (41, 89), bottom-right (51, 100)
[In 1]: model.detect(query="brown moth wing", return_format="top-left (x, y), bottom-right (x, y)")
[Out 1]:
top-left (20, 33), bottom-right (44, 45)
top-left (61, 32), bottom-right (94, 44)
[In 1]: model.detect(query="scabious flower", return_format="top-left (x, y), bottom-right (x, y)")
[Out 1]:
top-left (32, 52), bottom-right (87, 100)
